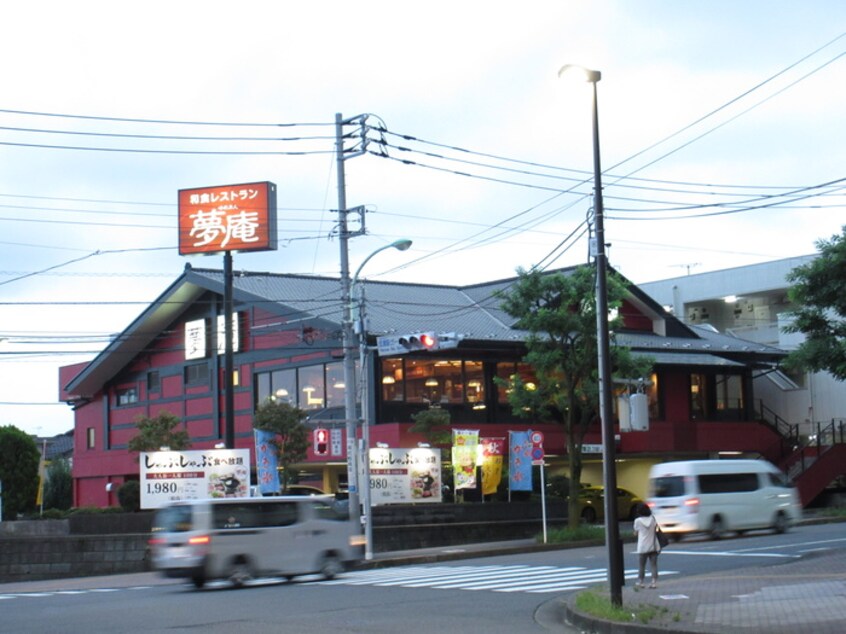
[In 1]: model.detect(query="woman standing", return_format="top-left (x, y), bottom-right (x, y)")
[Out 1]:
top-left (633, 502), bottom-right (661, 588)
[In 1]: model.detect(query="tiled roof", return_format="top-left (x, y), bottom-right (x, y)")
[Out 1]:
top-left (63, 265), bottom-right (786, 397)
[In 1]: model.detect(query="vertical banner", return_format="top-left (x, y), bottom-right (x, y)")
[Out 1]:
top-left (480, 437), bottom-right (505, 496)
top-left (509, 430), bottom-right (533, 491)
top-left (452, 429), bottom-right (479, 490)
top-left (254, 429), bottom-right (280, 495)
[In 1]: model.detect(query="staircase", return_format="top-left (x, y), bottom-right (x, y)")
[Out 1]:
top-left (777, 419), bottom-right (846, 506)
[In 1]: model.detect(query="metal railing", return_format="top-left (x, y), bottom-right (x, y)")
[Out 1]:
top-left (781, 418), bottom-right (846, 480)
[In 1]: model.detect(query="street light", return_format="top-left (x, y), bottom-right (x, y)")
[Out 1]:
top-left (559, 64), bottom-right (624, 607)
top-left (349, 239), bottom-right (413, 559)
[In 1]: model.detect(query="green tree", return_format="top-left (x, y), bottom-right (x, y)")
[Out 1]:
top-left (496, 266), bottom-right (652, 528)
top-left (409, 406), bottom-right (452, 448)
top-left (43, 457), bottom-right (73, 511)
top-left (783, 226), bottom-right (846, 380)
top-left (0, 425), bottom-right (40, 519)
top-left (127, 411), bottom-right (191, 458)
top-left (253, 400), bottom-right (309, 492)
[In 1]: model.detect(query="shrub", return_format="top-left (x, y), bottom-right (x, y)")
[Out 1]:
top-left (118, 481), bottom-right (141, 512)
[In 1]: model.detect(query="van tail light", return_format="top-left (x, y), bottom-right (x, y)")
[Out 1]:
top-left (646, 501), bottom-right (655, 509)
top-left (684, 497), bottom-right (700, 512)
top-left (148, 537), bottom-right (165, 546)
top-left (188, 535), bottom-right (211, 545)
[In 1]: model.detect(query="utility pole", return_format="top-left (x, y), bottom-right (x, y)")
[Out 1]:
top-left (336, 112), bottom-right (367, 531)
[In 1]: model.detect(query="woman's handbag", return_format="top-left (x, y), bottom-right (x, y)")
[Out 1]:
top-left (656, 526), bottom-right (669, 548)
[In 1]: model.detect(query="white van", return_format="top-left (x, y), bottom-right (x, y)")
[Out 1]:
top-left (647, 459), bottom-right (801, 540)
top-left (149, 496), bottom-right (362, 588)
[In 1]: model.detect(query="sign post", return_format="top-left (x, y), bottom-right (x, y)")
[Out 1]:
top-left (531, 431), bottom-right (547, 544)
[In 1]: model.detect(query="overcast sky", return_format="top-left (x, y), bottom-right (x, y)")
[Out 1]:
top-left (2, 1), bottom-right (844, 437)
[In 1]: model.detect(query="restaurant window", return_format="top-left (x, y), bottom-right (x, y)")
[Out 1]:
top-left (185, 363), bottom-right (210, 386)
top-left (690, 373), bottom-right (707, 420)
top-left (298, 365), bottom-right (325, 410)
top-left (382, 357), bottom-right (404, 402)
top-left (147, 371), bottom-right (160, 393)
top-left (715, 374), bottom-right (743, 412)
top-left (325, 362), bottom-right (345, 409)
top-left (464, 360), bottom-right (485, 407)
top-left (382, 358), bottom-right (499, 406)
top-left (116, 387), bottom-right (138, 406)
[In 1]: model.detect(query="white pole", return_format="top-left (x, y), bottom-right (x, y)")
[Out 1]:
top-left (540, 462), bottom-right (548, 544)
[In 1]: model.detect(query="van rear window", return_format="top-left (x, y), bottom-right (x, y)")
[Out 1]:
top-left (651, 476), bottom-right (685, 497)
top-left (153, 505), bottom-right (193, 533)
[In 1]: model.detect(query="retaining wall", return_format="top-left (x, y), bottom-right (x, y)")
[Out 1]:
top-left (0, 501), bottom-right (569, 583)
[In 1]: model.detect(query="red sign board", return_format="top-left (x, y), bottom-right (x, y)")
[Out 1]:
top-left (178, 181), bottom-right (277, 255)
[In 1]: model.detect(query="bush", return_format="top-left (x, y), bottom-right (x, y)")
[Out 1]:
top-left (44, 458), bottom-right (73, 511)
top-left (117, 481), bottom-right (141, 512)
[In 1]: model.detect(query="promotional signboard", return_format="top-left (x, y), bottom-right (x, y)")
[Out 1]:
top-left (368, 447), bottom-right (442, 506)
top-left (178, 181), bottom-right (277, 255)
top-left (139, 449), bottom-right (251, 509)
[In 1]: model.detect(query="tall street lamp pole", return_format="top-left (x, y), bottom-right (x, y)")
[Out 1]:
top-left (351, 239), bottom-right (412, 560)
top-left (559, 64), bottom-right (624, 607)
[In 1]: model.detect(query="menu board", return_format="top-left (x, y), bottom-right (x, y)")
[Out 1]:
top-left (139, 449), bottom-right (250, 509)
top-left (368, 447), bottom-right (442, 506)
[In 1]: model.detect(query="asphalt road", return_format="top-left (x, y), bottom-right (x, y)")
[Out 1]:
top-left (1, 523), bottom-right (842, 634)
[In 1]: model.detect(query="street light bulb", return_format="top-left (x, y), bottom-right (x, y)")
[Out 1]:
top-left (391, 239), bottom-right (413, 251)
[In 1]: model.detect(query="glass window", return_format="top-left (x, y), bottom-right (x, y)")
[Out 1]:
top-left (464, 360), bottom-right (485, 406)
top-left (147, 371), bottom-right (160, 393)
top-left (86, 427), bottom-right (95, 450)
top-left (116, 387), bottom-right (138, 406)
top-left (650, 475), bottom-right (686, 497)
top-left (381, 358), bottom-right (404, 402)
top-left (716, 374), bottom-right (743, 411)
top-left (690, 373), bottom-right (707, 419)
top-left (185, 363), bottom-right (210, 386)
top-left (271, 369), bottom-right (296, 404)
top-left (298, 365), bottom-right (325, 410)
top-left (325, 362), bottom-right (346, 409)
top-left (435, 360), bottom-right (462, 405)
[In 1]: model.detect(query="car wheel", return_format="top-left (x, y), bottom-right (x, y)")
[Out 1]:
top-left (773, 511), bottom-right (788, 534)
top-left (191, 574), bottom-right (206, 589)
top-left (709, 516), bottom-right (726, 540)
top-left (320, 553), bottom-right (343, 580)
top-left (581, 507), bottom-right (597, 524)
top-left (229, 558), bottom-right (254, 588)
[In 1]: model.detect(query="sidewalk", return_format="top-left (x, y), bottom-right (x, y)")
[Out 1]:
top-left (561, 547), bottom-right (846, 634)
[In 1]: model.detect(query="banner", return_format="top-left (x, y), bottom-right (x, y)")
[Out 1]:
top-left (368, 447), bottom-right (442, 506)
top-left (254, 429), bottom-right (280, 495)
top-left (452, 429), bottom-right (479, 490)
top-left (139, 449), bottom-right (250, 509)
top-left (509, 430), bottom-right (533, 491)
top-left (480, 437), bottom-right (505, 496)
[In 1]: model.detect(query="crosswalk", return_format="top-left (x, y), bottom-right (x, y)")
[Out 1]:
top-left (318, 564), bottom-right (677, 594)
top-left (0, 565), bottom-right (678, 601)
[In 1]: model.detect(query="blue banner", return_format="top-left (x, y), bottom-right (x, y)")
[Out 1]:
top-left (508, 430), bottom-right (533, 491)
top-left (254, 429), bottom-right (280, 495)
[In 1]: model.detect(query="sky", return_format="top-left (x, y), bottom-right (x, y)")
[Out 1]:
top-left (1, 1), bottom-right (844, 437)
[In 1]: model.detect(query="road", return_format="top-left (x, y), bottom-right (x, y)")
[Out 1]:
top-left (1, 523), bottom-right (843, 634)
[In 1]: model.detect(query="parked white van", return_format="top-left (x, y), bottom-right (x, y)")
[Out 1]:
top-left (647, 459), bottom-right (801, 540)
top-left (149, 495), bottom-right (362, 588)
